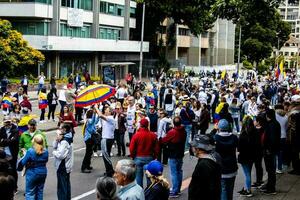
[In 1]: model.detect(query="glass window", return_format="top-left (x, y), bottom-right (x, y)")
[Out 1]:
top-left (100, 1), bottom-right (107, 13)
top-left (81, 0), bottom-right (92, 10)
top-left (130, 7), bottom-right (136, 18)
top-left (117, 5), bottom-right (124, 16)
top-left (108, 3), bottom-right (115, 15)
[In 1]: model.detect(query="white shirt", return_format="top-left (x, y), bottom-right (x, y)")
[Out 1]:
top-left (116, 87), bottom-right (127, 99)
top-left (126, 105), bottom-right (136, 133)
top-left (23, 79), bottom-right (28, 85)
top-left (58, 90), bottom-right (66, 101)
top-left (101, 116), bottom-right (116, 139)
top-left (248, 102), bottom-right (258, 117)
top-left (198, 91), bottom-right (208, 104)
top-left (39, 75), bottom-right (45, 84)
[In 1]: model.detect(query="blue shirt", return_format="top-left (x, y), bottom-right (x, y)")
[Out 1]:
top-left (84, 114), bottom-right (99, 142)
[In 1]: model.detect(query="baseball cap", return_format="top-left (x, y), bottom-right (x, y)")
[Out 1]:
top-left (190, 134), bottom-right (214, 152)
top-left (144, 160), bottom-right (163, 176)
top-left (28, 119), bottom-right (37, 126)
top-left (218, 119), bottom-right (229, 131)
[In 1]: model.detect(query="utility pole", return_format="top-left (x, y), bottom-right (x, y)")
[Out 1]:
top-left (139, 2), bottom-right (145, 81)
top-left (237, 25), bottom-right (241, 77)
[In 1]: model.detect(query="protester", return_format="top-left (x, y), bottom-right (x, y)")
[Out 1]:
top-left (237, 116), bottom-right (256, 197)
top-left (19, 119), bottom-right (48, 157)
top-left (114, 159), bottom-right (145, 200)
top-left (37, 72), bottom-right (46, 95)
top-left (144, 160), bottom-right (170, 200)
top-left (96, 176), bottom-right (119, 200)
top-left (47, 87), bottom-right (58, 122)
top-left (214, 119), bottom-right (238, 200)
top-left (199, 103), bottom-right (210, 135)
top-left (189, 134), bottom-right (221, 200)
top-left (17, 135), bottom-right (49, 200)
top-left (52, 125), bottom-right (73, 200)
top-left (161, 116), bottom-right (186, 198)
top-left (157, 110), bottom-right (172, 164)
top-left (0, 116), bottom-right (19, 190)
top-left (81, 106), bottom-right (100, 173)
top-left (114, 103), bottom-right (126, 156)
top-left (129, 118), bottom-right (159, 187)
top-left (180, 102), bottom-right (195, 150)
top-left (99, 106), bottom-right (116, 177)
top-left (260, 109), bottom-right (281, 194)
top-left (38, 87), bottom-right (48, 123)
top-left (58, 86), bottom-right (67, 114)
top-left (58, 105), bottom-right (77, 135)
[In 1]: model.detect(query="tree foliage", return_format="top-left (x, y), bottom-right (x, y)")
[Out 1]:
top-left (0, 19), bottom-right (44, 77)
top-left (213, 0), bottom-right (291, 65)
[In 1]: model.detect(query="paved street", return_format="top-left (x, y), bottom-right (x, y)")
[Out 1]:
top-left (13, 122), bottom-right (300, 200)
top-left (2, 91), bottom-right (299, 200)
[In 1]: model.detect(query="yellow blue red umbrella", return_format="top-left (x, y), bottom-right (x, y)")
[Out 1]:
top-left (75, 84), bottom-right (116, 108)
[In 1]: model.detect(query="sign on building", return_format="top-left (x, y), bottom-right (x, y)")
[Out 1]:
top-left (67, 8), bottom-right (84, 27)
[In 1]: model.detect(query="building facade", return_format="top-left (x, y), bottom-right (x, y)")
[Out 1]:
top-left (0, 0), bottom-right (149, 81)
top-left (157, 18), bottom-right (235, 72)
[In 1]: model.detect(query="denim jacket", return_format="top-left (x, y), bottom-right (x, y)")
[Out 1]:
top-left (84, 114), bottom-right (99, 142)
top-left (17, 148), bottom-right (49, 175)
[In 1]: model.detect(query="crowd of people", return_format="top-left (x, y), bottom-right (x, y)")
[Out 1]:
top-left (0, 69), bottom-right (300, 200)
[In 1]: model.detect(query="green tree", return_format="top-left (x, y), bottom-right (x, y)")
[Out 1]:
top-left (0, 19), bottom-right (44, 77)
top-left (214, 0), bottom-right (291, 66)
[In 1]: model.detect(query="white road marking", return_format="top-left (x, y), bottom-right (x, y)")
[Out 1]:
top-left (71, 189), bottom-right (96, 200)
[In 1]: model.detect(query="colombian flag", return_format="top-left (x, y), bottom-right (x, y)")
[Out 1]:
top-left (18, 115), bottom-right (33, 135)
top-left (276, 60), bottom-right (284, 79)
top-left (38, 92), bottom-right (48, 109)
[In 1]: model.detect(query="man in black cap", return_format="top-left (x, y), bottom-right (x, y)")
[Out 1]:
top-left (188, 135), bottom-right (221, 200)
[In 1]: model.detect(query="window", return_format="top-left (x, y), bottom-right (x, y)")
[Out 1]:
top-left (117, 5), bottom-right (124, 16)
top-left (61, 0), bottom-right (92, 10)
top-left (108, 3), bottom-right (115, 15)
top-left (130, 7), bottom-right (136, 18)
top-left (291, 52), bottom-right (295, 56)
top-left (99, 27), bottom-right (121, 40)
top-left (100, 1), bottom-right (107, 12)
top-left (11, 21), bottom-right (49, 35)
top-left (60, 22), bottom-right (91, 38)
top-left (285, 52), bottom-right (289, 56)
top-left (178, 28), bottom-right (190, 36)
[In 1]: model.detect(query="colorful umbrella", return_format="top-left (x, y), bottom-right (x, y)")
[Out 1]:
top-left (75, 84), bottom-right (116, 108)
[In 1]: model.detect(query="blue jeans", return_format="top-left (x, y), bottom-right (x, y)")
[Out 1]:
top-left (25, 172), bottom-right (47, 200)
top-left (57, 166), bottom-right (71, 200)
top-left (241, 163), bottom-right (253, 190)
top-left (37, 84), bottom-right (43, 94)
top-left (221, 177), bottom-right (236, 200)
top-left (233, 117), bottom-right (240, 132)
top-left (184, 124), bottom-right (192, 150)
top-left (169, 158), bottom-right (183, 194)
top-left (134, 157), bottom-right (153, 188)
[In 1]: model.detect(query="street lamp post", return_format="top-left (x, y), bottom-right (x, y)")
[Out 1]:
top-left (139, 2), bottom-right (145, 81)
top-left (237, 24), bottom-right (241, 77)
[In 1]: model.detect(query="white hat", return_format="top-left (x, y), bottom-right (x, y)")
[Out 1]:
top-left (291, 95), bottom-right (300, 102)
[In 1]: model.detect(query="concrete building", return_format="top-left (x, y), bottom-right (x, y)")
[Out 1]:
top-left (279, 0), bottom-right (300, 38)
top-left (0, 0), bottom-right (149, 81)
top-left (157, 18), bottom-right (235, 72)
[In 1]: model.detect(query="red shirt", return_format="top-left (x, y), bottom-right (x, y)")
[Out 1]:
top-left (129, 128), bottom-right (159, 159)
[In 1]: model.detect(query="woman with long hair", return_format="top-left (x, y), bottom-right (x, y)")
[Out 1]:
top-left (17, 135), bottom-right (49, 200)
top-left (47, 87), bottom-right (58, 122)
top-left (58, 105), bottom-right (77, 135)
top-left (144, 160), bottom-right (170, 200)
top-left (237, 116), bottom-right (256, 197)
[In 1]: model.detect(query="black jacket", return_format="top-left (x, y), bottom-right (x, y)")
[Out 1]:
top-left (0, 124), bottom-right (19, 163)
top-left (214, 133), bottom-right (238, 175)
top-left (238, 129), bottom-right (257, 164)
top-left (47, 92), bottom-right (58, 106)
top-left (188, 157), bottom-right (221, 200)
top-left (264, 119), bottom-right (281, 154)
top-left (145, 182), bottom-right (169, 200)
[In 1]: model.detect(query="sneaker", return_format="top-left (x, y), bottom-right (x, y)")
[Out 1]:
top-left (240, 190), bottom-right (253, 197)
top-left (93, 152), bottom-right (98, 157)
top-left (169, 193), bottom-right (179, 198)
top-left (99, 153), bottom-right (103, 157)
top-left (238, 188), bottom-right (245, 194)
top-left (276, 169), bottom-right (283, 174)
top-left (252, 182), bottom-right (263, 188)
top-left (263, 190), bottom-right (277, 195)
